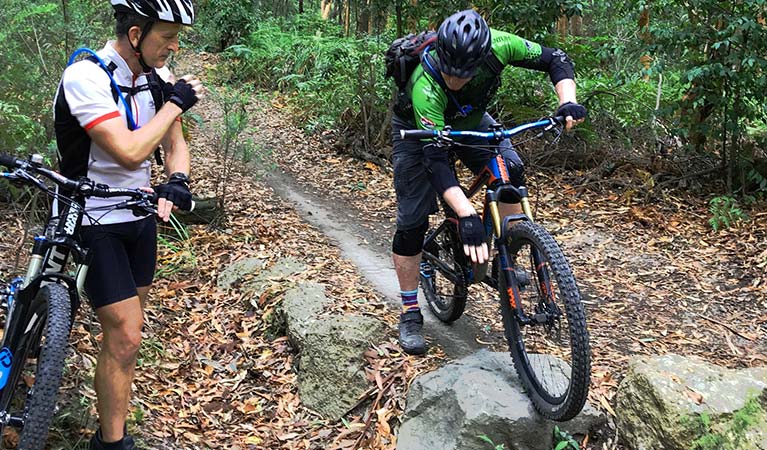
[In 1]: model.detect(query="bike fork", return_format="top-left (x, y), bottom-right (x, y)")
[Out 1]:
top-left (497, 243), bottom-right (531, 325)
top-left (531, 249), bottom-right (555, 305)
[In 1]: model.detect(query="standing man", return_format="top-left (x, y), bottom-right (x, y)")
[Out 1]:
top-left (390, 9), bottom-right (587, 355)
top-left (53, 1), bottom-right (203, 448)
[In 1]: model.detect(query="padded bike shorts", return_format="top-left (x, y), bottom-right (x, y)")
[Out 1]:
top-left (79, 216), bottom-right (157, 309)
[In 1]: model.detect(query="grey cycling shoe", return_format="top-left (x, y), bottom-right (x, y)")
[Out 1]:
top-left (399, 310), bottom-right (428, 355)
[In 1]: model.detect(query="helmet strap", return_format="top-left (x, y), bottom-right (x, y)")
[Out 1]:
top-left (128, 20), bottom-right (154, 73)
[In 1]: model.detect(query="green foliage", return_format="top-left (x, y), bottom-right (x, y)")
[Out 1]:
top-left (477, 434), bottom-right (505, 450)
top-left (137, 335), bottom-right (166, 367)
top-left (553, 426), bottom-right (580, 450)
top-left (0, 0), bottom-right (112, 157)
top-left (647, 0), bottom-right (767, 181)
top-left (156, 214), bottom-right (197, 278)
top-left (689, 396), bottom-right (765, 450)
top-left (223, 16), bottom-right (389, 136)
top-left (708, 196), bottom-right (749, 231)
top-left (193, 0), bottom-right (261, 51)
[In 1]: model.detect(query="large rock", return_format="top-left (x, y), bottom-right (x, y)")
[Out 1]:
top-left (277, 282), bottom-right (388, 420)
top-left (216, 257), bottom-right (266, 290)
top-left (616, 354), bottom-right (767, 450)
top-left (279, 282), bottom-right (331, 348)
top-left (397, 350), bottom-right (605, 450)
top-left (298, 315), bottom-right (387, 420)
top-left (217, 256), bottom-right (306, 294)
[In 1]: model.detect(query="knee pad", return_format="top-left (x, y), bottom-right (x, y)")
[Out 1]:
top-left (392, 221), bottom-right (429, 256)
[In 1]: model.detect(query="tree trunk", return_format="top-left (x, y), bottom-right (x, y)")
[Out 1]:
top-left (299, 0), bottom-right (304, 14)
top-left (408, 0), bottom-right (418, 33)
top-left (357, 0), bottom-right (370, 35)
top-left (344, 0), bottom-right (351, 36)
top-left (174, 196), bottom-right (225, 225)
top-left (62, 0), bottom-right (70, 57)
top-left (321, 0), bottom-right (333, 19)
top-left (570, 15), bottom-right (582, 35)
top-left (395, 0), bottom-right (403, 36)
top-left (557, 15), bottom-right (568, 39)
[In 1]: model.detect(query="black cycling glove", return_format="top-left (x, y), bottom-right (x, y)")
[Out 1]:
top-left (168, 79), bottom-right (198, 113)
top-left (458, 215), bottom-right (485, 247)
top-left (155, 173), bottom-right (193, 211)
top-left (555, 101), bottom-right (587, 121)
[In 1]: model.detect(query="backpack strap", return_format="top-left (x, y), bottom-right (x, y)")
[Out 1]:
top-left (421, 50), bottom-right (473, 117)
top-left (144, 69), bottom-right (166, 165)
top-left (485, 51), bottom-right (504, 77)
top-left (69, 48), bottom-right (139, 131)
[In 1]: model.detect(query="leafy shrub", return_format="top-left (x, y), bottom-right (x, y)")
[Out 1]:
top-left (708, 196), bottom-right (749, 231)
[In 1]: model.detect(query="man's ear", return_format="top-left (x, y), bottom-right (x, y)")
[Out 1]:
top-left (128, 25), bottom-right (143, 48)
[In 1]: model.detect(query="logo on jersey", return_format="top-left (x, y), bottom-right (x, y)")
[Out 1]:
top-left (420, 117), bottom-right (436, 129)
top-left (524, 40), bottom-right (533, 51)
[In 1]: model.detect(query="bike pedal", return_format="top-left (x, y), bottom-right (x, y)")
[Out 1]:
top-left (419, 262), bottom-right (434, 278)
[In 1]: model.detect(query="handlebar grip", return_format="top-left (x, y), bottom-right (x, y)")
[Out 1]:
top-left (400, 129), bottom-right (438, 140)
top-left (0, 154), bottom-right (20, 169)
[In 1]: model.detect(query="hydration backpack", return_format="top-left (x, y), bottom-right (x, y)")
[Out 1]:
top-left (384, 31), bottom-right (438, 90)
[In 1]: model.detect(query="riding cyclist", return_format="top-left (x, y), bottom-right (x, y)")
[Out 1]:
top-left (53, 0), bottom-right (203, 448)
top-left (391, 9), bottom-right (587, 355)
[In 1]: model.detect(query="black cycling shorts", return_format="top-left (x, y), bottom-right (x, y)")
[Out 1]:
top-left (79, 216), bottom-right (157, 309)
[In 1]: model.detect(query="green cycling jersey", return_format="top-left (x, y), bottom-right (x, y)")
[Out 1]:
top-left (402, 28), bottom-right (546, 130)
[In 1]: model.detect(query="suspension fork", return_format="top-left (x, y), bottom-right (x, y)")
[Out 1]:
top-left (495, 194), bottom-right (555, 307)
top-left (488, 198), bottom-right (529, 324)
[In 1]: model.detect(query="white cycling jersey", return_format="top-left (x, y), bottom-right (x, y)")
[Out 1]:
top-left (53, 41), bottom-right (171, 225)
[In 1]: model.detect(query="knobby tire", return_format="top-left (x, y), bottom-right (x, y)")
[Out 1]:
top-left (15, 284), bottom-right (72, 450)
top-left (499, 221), bottom-right (590, 421)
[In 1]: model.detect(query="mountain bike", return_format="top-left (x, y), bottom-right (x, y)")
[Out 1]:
top-left (0, 153), bottom-right (158, 449)
top-left (401, 117), bottom-right (591, 421)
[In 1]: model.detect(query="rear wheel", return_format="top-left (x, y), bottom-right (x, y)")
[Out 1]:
top-left (420, 225), bottom-right (468, 323)
top-left (498, 221), bottom-right (590, 421)
top-left (10, 284), bottom-right (72, 450)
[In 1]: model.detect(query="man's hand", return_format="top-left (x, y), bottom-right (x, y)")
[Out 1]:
top-left (459, 214), bottom-right (489, 264)
top-left (555, 101), bottom-right (587, 131)
top-left (154, 173), bottom-right (192, 222)
top-left (167, 75), bottom-right (205, 113)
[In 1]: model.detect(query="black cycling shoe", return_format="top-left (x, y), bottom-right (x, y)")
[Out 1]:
top-left (399, 310), bottom-right (428, 355)
top-left (89, 428), bottom-right (138, 450)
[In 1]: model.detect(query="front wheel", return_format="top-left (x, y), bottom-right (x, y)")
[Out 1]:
top-left (14, 284), bottom-right (72, 450)
top-left (498, 221), bottom-right (590, 421)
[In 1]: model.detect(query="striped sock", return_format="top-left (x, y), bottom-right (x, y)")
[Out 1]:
top-left (401, 289), bottom-right (420, 314)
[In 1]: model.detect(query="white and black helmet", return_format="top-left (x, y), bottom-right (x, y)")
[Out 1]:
top-left (111, 0), bottom-right (195, 26)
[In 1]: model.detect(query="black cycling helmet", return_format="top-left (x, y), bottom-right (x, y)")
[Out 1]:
top-left (436, 9), bottom-right (491, 78)
top-left (111, 0), bottom-right (195, 25)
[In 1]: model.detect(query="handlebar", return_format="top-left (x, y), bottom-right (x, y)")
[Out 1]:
top-left (1, 153), bottom-right (159, 215)
top-left (0, 154), bottom-right (21, 169)
top-left (400, 116), bottom-right (565, 141)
